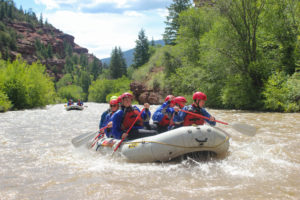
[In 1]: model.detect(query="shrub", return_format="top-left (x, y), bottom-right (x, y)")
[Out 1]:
top-left (88, 76), bottom-right (130, 103)
top-left (57, 85), bottom-right (84, 101)
top-left (0, 90), bottom-right (12, 112)
top-left (0, 57), bottom-right (55, 109)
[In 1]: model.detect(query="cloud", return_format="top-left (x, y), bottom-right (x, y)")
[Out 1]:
top-left (44, 9), bottom-right (168, 59)
top-left (36, 0), bottom-right (172, 13)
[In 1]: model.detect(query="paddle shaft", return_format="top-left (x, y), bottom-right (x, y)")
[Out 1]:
top-left (180, 109), bottom-right (228, 125)
top-left (90, 125), bottom-right (108, 148)
top-left (113, 108), bottom-right (145, 152)
top-left (180, 109), bottom-right (257, 136)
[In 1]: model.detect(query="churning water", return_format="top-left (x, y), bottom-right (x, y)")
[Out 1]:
top-left (0, 103), bottom-right (300, 199)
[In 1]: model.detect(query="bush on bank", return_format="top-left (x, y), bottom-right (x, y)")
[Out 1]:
top-left (0, 57), bottom-right (56, 110)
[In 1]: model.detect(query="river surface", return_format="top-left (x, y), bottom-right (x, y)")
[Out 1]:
top-left (0, 103), bottom-right (300, 200)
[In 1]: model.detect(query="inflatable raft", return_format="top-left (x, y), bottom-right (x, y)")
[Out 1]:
top-left (66, 105), bottom-right (84, 111)
top-left (94, 125), bottom-right (230, 162)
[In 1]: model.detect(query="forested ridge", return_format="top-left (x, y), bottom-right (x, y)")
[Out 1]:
top-left (0, 0), bottom-right (299, 112)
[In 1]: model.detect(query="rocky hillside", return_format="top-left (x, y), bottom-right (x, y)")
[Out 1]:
top-left (0, 0), bottom-right (102, 82)
top-left (2, 19), bottom-right (101, 81)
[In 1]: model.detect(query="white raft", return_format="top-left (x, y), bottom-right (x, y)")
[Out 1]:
top-left (95, 124), bottom-right (230, 162)
top-left (66, 105), bottom-right (84, 111)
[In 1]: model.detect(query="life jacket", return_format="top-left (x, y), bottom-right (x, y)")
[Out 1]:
top-left (121, 106), bottom-right (143, 130)
top-left (159, 114), bottom-right (170, 127)
top-left (183, 105), bottom-right (205, 126)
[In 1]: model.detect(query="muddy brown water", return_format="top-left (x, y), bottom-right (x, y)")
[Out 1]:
top-left (0, 103), bottom-right (299, 199)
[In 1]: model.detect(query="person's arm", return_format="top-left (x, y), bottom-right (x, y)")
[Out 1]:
top-left (161, 101), bottom-right (170, 115)
top-left (99, 110), bottom-right (108, 129)
top-left (172, 106), bottom-right (186, 125)
top-left (111, 110), bottom-right (123, 139)
top-left (201, 108), bottom-right (216, 126)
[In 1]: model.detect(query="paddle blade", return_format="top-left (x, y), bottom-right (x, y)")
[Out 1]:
top-left (231, 123), bottom-right (257, 136)
top-left (71, 131), bottom-right (98, 147)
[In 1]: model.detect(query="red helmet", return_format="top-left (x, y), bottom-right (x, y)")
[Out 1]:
top-left (121, 92), bottom-right (133, 100)
top-left (193, 92), bottom-right (207, 101)
top-left (110, 99), bottom-right (118, 105)
top-left (165, 95), bottom-right (174, 102)
top-left (117, 96), bottom-right (122, 103)
top-left (174, 96), bottom-right (187, 108)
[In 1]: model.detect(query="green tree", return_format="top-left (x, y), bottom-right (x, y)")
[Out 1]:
top-left (64, 56), bottom-right (73, 74)
top-left (176, 7), bottom-right (215, 64)
top-left (57, 85), bottom-right (84, 101)
top-left (262, 0), bottom-right (299, 75)
top-left (163, 0), bottom-right (192, 45)
top-left (110, 46), bottom-right (127, 79)
top-left (90, 58), bottom-right (102, 80)
top-left (39, 13), bottom-right (43, 27)
top-left (56, 73), bottom-right (73, 89)
top-left (0, 57), bottom-right (55, 109)
top-left (133, 29), bottom-right (150, 68)
top-left (79, 70), bottom-right (91, 95)
top-left (88, 76), bottom-right (130, 102)
top-left (47, 43), bottom-right (53, 58)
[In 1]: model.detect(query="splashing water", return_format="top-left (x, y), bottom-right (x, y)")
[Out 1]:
top-left (0, 103), bottom-right (300, 199)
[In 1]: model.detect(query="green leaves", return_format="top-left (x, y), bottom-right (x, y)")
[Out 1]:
top-left (88, 76), bottom-right (130, 103)
top-left (0, 57), bottom-right (55, 110)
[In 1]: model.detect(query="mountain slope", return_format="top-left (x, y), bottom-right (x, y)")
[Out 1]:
top-left (0, 0), bottom-right (102, 81)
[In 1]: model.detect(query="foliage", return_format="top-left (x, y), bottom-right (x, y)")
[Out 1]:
top-left (263, 71), bottom-right (300, 112)
top-left (0, 90), bottom-right (12, 112)
top-left (163, 0), bottom-right (192, 45)
top-left (167, 66), bottom-right (223, 107)
top-left (0, 21), bottom-right (17, 60)
top-left (132, 29), bottom-right (150, 68)
top-left (88, 76), bottom-right (130, 103)
top-left (55, 73), bottom-right (73, 89)
top-left (176, 7), bottom-right (216, 65)
top-left (131, 46), bottom-right (167, 82)
top-left (110, 46), bottom-right (127, 79)
top-left (57, 85), bottom-right (84, 102)
top-left (0, 57), bottom-right (56, 109)
top-left (221, 74), bottom-right (261, 109)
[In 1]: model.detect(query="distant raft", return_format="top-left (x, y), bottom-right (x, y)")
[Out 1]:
top-left (65, 105), bottom-right (84, 111)
top-left (94, 125), bottom-right (230, 162)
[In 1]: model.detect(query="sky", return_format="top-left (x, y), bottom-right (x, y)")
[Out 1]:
top-left (13, 0), bottom-right (173, 59)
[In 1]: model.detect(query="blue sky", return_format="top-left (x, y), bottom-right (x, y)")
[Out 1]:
top-left (13, 0), bottom-right (173, 59)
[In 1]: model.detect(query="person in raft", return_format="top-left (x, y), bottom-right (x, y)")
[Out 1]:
top-left (99, 96), bottom-right (118, 129)
top-left (152, 95), bottom-right (175, 133)
top-left (77, 99), bottom-right (83, 106)
top-left (169, 96), bottom-right (187, 129)
top-left (99, 99), bottom-right (119, 138)
top-left (110, 92), bottom-right (158, 140)
top-left (173, 92), bottom-right (216, 127)
top-left (67, 99), bottom-right (73, 106)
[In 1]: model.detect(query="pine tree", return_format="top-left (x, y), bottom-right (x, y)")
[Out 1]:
top-left (150, 37), bottom-right (155, 46)
top-left (110, 46), bottom-right (127, 79)
top-left (163, 0), bottom-right (192, 45)
top-left (91, 58), bottom-right (102, 80)
top-left (39, 13), bottom-right (43, 27)
top-left (118, 47), bottom-right (127, 76)
top-left (133, 29), bottom-right (150, 68)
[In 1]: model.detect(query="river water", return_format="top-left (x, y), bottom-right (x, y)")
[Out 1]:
top-left (0, 103), bottom-right (299, 200)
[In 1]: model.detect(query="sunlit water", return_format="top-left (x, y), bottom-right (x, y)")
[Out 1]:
top-left (0, 103), bottom-right (299, 200)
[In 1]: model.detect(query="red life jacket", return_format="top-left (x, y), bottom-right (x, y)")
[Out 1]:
top-left (159, 115), bottom-right (170, 127)
top-left (183, 105), bottom-right (205, 126)
top-left (121, 107), bottom-right (143, 130)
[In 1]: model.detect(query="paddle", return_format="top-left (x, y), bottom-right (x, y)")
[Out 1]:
top-left (71, 131), bottom-right (99, 147)
top-left (179, 109), bottom-right (257, 136)
top-left (112, 108), bottom-right (145, 154)
top-left (90, 125), bottom-right (109, 148)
